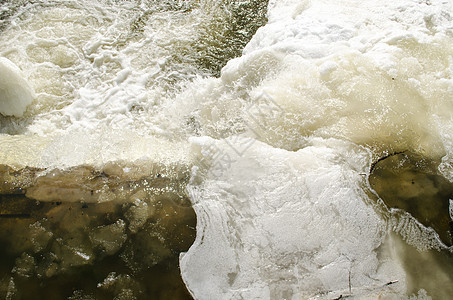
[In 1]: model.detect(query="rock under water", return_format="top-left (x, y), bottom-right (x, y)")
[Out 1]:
top-left (0, 162), bottom-right (196, 299)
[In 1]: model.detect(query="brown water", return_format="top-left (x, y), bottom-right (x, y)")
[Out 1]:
top-left (369, 152), bottom-right (453, 298)
top-left (0, 164), bottom-right (196, 299)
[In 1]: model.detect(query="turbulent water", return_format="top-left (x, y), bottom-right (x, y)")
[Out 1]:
top-left (1, 0), bottom-right (453, 299)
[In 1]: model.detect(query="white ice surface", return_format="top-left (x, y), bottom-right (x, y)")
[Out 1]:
top-left (0, 57), bottom-right (34, 117)
top-left (181, 137), bottom-right (405, 299)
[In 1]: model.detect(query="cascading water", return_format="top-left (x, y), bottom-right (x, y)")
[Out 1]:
top-left (1, 0), bottom-right (453, 299)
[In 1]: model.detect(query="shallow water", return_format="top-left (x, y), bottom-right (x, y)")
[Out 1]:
top-left (369, 152), bottom-right (453, 299)
top-left (0, 164), bottom-right (196, 299)
top-left (370, 152), bottom-right (453, 247)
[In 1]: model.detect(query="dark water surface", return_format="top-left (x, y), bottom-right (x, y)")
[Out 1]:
top-left (370, 152), bottom-right (453, 298)
top-left (0, 165), bottom-right (196, 299)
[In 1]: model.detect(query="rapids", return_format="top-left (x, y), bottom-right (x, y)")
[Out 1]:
top-left (1, 0), bottom-right (453, 299)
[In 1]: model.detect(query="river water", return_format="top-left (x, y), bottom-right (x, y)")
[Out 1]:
top-left (0, 0), bottom-right (453, 299)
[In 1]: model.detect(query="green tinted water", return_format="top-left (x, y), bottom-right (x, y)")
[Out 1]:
top-left (370, 152), bottom-right (453, 298)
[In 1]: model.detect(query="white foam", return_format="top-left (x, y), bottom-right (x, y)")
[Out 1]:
top-left (179, 0), bottom-right (453, 298)
top-left (0, 0), bottom-right (233, 135)
top-left (0, 0), bottom-right (452, 298)
top-left (0, 57), bottom-right (34, 117)
top-left (0, 129), bottom-right (192, 170)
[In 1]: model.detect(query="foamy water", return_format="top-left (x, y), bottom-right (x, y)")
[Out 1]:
top-left (1, 0), bottom-right (453, 299)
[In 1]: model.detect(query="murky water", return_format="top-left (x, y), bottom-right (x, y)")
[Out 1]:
top-left (0, 164), bottom-right (196, 299)
top-left (369, 153), bottom-right (453, 299)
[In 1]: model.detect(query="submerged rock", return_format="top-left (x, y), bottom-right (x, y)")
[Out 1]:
top-left (0, 161), bottom-right (196, 299)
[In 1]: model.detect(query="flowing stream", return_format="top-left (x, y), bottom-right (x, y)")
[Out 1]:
top-left (1, 0), bottom-right (453, 299)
